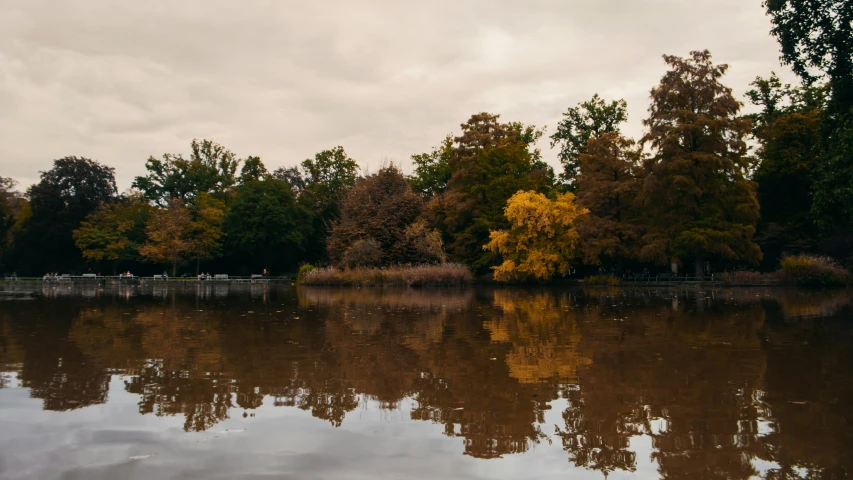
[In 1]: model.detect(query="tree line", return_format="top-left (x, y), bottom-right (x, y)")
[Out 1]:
top-left (0, 1), bottom-right (850, 279)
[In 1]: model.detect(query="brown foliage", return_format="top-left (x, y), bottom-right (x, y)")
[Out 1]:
top-left (575, 132), bottom-right (643, 264)
top-left (138, 199), bottom-right (193, 274)
top-left (639, 50), bottom-right (761, 272)
top-left (328, 165), bottom-right (444, 267)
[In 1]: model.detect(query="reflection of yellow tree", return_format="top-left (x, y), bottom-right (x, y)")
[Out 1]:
top-left (487, 290), bottom-right (590, 384)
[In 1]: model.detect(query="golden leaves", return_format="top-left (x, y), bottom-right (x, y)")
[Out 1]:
top-left (485, 191), bottom-right (586, 282)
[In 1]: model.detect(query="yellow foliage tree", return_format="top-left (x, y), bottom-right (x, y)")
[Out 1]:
top-left (484, 190), bottom-right (587, 282)
top-left (139, 199), bottom-right (193, 276)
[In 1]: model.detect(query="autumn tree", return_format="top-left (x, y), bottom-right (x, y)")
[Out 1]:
top-left (485, 190), bottom-right (585, 282)
top-left (15, 157), bottom-right (117, 274)
top-left (133, 139), bottom-right (241, 207)
top-left (429, 113), bottom-right (554, 271)
top-left (550, 95), bottom-right (628, 189)
top-left (328, 165), bottom-right (444, 267)
top-left (139, 199), bottom-right (193, 275)
top-left (222, 178), bottom-right (313, 273)
top-left (187, 193), bottom-right (227, 273)
top-left (575, 132), bottom-right (644, 267)
top-left (639, 51), bottom-right (761, 277)
top-left (73, 193), bottom-right (152, 273)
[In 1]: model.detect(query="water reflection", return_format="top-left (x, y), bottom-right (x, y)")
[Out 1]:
top-left (0, 286), bottom-right (851, 478)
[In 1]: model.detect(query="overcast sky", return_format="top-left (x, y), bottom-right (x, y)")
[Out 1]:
top-left (0, 0), bottom-right (796, 190)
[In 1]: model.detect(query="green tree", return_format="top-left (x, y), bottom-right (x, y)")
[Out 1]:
top-left (73, 193), bottom-right (152, 273)
top-left (639, 51), bottom-right (761, 276)
top-left (300, 146), bottom-right (360, 214)
top-left (15, 157), bottom-right (117, 274)
top-left (763, 2), bottom-right (853, 258)
top-left (550, 95), bottom-right (628, 189)
top-left (746, 74), bottom-right (827, 265)
top-left (222, 178), bottom-right (312, 273)
top-left (273, 146), bottom-right (360, 263)
top-left (327, 165), bottom-right (444, 267)
top-left (238, 156), bottom-right (268, 184)
top-left (133, 139), bottom-right (241, 207)
top-left (764, 0), bottom-right (853, 114)
top-left (429, 113), bottom-right (554, 271)
top-left (410, 135), bottom-right (453, 197)
top-left (0, 177), bottom-right (23, 269)
top-left (811, 115), bottom-right (853, 259)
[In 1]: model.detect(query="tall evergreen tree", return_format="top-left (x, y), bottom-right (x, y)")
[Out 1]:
top-left (639, 51), bottom-right (761, 276)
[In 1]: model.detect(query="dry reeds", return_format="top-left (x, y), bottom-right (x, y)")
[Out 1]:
top-left (779, 254), bottom-right (851, 287)
top-left (300, 264), bottom-right (474, 287)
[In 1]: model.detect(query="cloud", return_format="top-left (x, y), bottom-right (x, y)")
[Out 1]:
top-left (0, 0), bottom-right (796, 189)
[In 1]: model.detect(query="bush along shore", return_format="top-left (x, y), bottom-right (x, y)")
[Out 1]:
top-left (716, 254), bottom-right (851, 287)
top-left (299, 264), bottom-right (474, 287)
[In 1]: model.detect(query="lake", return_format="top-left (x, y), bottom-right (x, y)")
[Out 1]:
top-left (0, 284), bottom-right (851, 479)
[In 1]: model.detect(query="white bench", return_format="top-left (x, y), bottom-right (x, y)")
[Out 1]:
top-left (214, 274), bottom-right (228, 281)
top-left (152, 275), bottom-right (167, 280)
top-left (82, 274), bottom-right (97, 279)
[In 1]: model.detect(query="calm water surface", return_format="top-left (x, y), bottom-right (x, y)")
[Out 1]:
top-left (0, 284), bottom-right (851, 479)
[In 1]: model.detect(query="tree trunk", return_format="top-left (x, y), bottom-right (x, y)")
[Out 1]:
top-left (196, 258), bottom-right (200, 275)
top-left (172, 260), bottom-right (177, 277)
top-left (694, 256), bottom-right (704, 279)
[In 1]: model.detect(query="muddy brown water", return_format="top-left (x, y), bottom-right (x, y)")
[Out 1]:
top-left (0, 284), bottom-right (851, 479)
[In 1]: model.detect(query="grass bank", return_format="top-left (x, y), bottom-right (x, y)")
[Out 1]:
top-left (300, 264), bottom-right (474, 287)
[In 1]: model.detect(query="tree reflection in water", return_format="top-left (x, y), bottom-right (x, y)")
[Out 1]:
top-left (0, 285), bottom-right (851, 478)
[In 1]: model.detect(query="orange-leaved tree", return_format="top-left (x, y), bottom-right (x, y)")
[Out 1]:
top-left (139, 199), bottom-right (193, 275)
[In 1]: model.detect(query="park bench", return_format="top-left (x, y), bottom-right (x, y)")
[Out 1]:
top-left (57, 274), bottom-right (72, 282)
top-left (152, 275), bottom-right (167, 281)
top-left (81, 274), bottom-right (97, 279)
top-left (214, 274), bottom-right (228, 281)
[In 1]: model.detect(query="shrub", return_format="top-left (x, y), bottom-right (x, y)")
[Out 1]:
top-left (341, 238), bottom-right (383, 268)
top-left (719, 270), bottom-right (781, 285)
top-left (301, 264), bottom-right (473, 287)
top-left (779, 254), bottom-right (851, 287)
top-left (584, 274), bottom-right (621, 286)
top-left (296, 263), bottom-right (316, 283)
